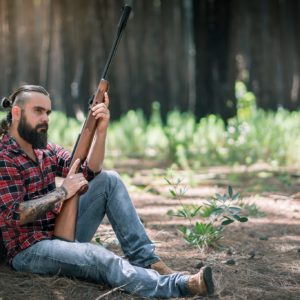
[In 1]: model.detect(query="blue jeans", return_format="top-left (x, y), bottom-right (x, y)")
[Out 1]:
top-left (12, 171), bottom-right (189, 298)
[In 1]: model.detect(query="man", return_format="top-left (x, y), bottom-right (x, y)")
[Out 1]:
top-left (0, 85), bottom-right (214, 298)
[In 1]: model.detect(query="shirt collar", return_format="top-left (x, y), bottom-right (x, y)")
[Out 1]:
top-left (1, 134), bottom-right (45, 161)
top-left (1, 134), bottom-right (22, 154)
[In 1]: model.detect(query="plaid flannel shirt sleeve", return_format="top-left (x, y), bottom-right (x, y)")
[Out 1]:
top-left (51, 143), bottom-right (98, 181)
top-left (0, 158), bottom-right (24, 228)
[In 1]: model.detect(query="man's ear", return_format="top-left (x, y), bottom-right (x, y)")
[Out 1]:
top-left (11, 106), bottom-right (22, 122)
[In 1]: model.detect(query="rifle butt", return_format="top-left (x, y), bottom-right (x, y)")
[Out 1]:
top-left (53, 194), bottom-right (79, 241)
top-left (53, 80), bottom-right (109, 241)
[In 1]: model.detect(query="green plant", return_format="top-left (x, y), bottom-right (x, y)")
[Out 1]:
top-left (179, 222), bottom-right (223, 249)
top-left (28, 95), bottom-right (300, 169)
top-left (107, 109), bottom-right (148, 158)
top-left (164, 111), bottom-right (196, 168)
top-left (206, 186), bottom-right (248, 225)
top-left (277, 173), bottom-right (293, 187)
top-left (240, 202), bottom-right (266, 218)
top-left (235, 81), bottom-right (257, 122)
top-left (48, 111), bottom-right (82, 149)
top-left (167, 204), bottom-right (201, 219)
top-left (166, 176), bottom-right (248, 250)
top-left (94, 233), bottom-right (113, 246)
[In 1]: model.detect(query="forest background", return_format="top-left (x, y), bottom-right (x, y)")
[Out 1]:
top-left (1, 0), bottom-right (300, 119)
top-left (1, 0), bottom-right (300, 168)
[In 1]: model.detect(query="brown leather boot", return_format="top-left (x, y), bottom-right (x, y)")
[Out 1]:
top-left (187, 266), bottom-right (214, 296)
top-left (151, 260), bottom-right (175, 275)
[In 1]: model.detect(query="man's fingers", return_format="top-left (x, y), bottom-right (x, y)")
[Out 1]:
top-left (103, 92), bottom-right (109, 107)
top-left (94, 112), bottom-right (110, 120)
top-left (69, 173), bottom-right (84, 180)
top-left (68, 158), bottom-right (80, 175)
top-left (92, 105), bottom-right (108, 114)
top-left (91, 103), bottom-right (110, 121)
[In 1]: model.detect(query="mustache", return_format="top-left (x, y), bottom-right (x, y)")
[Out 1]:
top-left (36, 123), bottom-right (48, 131)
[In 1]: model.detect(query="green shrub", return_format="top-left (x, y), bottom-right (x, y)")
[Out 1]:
top-left (9, 85), bottom-right (299, 169)
top-left (48, 111), bottom-right (82, 149)
top-left (166, 176), bottom-right (248, 250)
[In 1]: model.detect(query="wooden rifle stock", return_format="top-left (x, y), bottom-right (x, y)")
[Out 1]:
top-left (53, 80), bottom-right (108, 241)
top-left (54, 5), bottom-right (131, 241)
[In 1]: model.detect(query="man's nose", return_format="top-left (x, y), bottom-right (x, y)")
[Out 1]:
top-left (41, 113), bottom-right (49, 123)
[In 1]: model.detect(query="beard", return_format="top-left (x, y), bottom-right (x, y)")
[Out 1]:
top-left (18, 112), bottom-right (48, 149)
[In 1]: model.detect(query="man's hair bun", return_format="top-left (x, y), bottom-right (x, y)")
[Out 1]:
top-left (1, 97), bottom-right (12, 109)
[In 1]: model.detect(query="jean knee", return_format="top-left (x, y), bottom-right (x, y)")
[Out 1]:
top-left (98, 170), bottom-right (121, 187)
top-left (89, 170), bottom-right (119, 187)
top-left (106, 170), bottom-right (121, 180)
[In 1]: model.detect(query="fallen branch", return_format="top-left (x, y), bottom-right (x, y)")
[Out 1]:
top-left (94, 284), bottom-right (127, 300)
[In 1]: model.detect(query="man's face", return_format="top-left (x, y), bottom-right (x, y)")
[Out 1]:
top-left (17, 93), bottom-right (52, 149)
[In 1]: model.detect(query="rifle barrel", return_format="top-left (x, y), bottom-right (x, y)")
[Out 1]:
top-left (101, 5), bottom-right (131, 79)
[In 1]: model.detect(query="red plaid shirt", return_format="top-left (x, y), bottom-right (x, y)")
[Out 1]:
top-left (0, 134), bottom-right (96, 263)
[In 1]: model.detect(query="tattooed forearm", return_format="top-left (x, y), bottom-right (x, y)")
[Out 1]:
top-left (19, 187), bottom-right (67, 225)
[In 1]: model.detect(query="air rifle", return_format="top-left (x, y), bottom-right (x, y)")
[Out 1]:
top-left (54, 5), bottom-right (131, 241)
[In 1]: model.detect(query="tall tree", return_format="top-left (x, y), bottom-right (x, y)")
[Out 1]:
top-left (193, 0), bottom-right (235, 119)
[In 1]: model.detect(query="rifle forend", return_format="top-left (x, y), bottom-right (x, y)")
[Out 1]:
top-left (70, 79), bottom-right (109, 166)
top-left (54, 5), bottom-right (131, 242)
top-left (70, 4), bottom-right (131, 167)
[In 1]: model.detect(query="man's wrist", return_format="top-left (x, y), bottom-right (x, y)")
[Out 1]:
top-left (57, 186), bottom-right (68, 200)
top-left (94, 129), bottom-right (107, 138)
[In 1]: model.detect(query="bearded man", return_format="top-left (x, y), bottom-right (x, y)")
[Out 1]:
top-left (0, 85), bottom-right (214, 298)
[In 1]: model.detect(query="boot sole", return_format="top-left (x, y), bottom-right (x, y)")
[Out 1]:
top-left (202, 266), bottom-right (214, 296)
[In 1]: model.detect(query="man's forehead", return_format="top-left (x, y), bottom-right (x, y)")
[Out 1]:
top-left (24, 92), bottom-right (51, 108)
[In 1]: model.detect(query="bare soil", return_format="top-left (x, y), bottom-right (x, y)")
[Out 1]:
top-left (1, 162), bottom-right (300, 300)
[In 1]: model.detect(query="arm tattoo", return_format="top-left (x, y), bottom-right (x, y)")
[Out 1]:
top-left (19, 187), bottom-right (67, 225)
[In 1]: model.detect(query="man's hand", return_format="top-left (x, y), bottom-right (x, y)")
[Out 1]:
top-left (91, 92), bottom-right (110, 134)
top-left (18, 160), bottom-right (87, 225)
top-left (61, 159), bottom-right (88, 199)
top-left (86, 92), bottom-right (109, 173)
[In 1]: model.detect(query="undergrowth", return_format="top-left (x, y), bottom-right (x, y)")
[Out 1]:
top-left (2, 81), bottom-right (300, 168)
top-left (165, 176), bottom-right (248, 250)
top-left (48, 82), bottom-right (300, 168)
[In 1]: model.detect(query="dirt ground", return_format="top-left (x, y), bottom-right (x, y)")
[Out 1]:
top-left (1, 162), bottom-right (300, 300)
